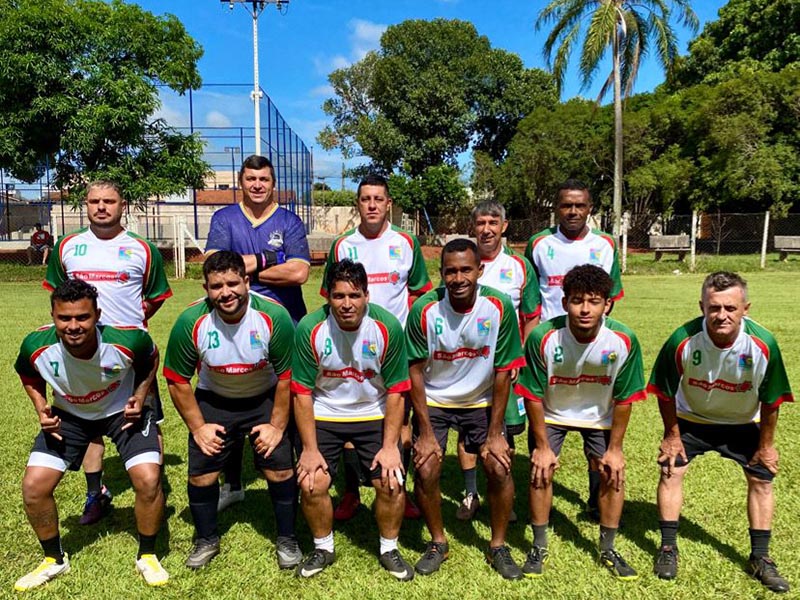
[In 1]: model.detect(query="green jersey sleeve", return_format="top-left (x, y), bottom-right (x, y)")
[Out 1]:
top-left (607, 320), bottom-right (646, 403)
top-left (369, 304), bottom-right (410, 391)
top-left (163, 301), bottom-right (208, 383)
top-left (406, 231), bottom-right (432, 293)
top-left (517, 251), bottom-right (541, 318)
top-left (648, 318), bottom-right (701, 401)
top-left (15, 327), bottom-right (56, 381)
top-left (291, 308), bottom-right (326, 392)
top-left (609, 240), bottom-right (624, 301)
top-left (516, 321), bottom-right (555, 401)
top-left (406, 291), bottom-right (438, 362)
top-left (485, 287), bottom-right (525, 370)
top-left (43, 235), bottom-right (71, 291)
top-left (263, 300), bottom-right (295, 377)
top-left (745, 320), bottom-right (793, 406)
top-left (140, 236), bottom-right (172, 302)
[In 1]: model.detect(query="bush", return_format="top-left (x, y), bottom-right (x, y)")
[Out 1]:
top-left (312, 190), bottom-right (355, 207)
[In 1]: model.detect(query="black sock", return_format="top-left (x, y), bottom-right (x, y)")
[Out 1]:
top-left (268, 477), bottom-right (298, 538)
top-left (343, 448), bottom-right (362, 496)
top-left (85, 470), bottom-right (103, 495)
top-left (659, 520), bottom-right (679, 548)
top-left (188, 482), bottom-right (220, 541)
top-left (600, 525), bottom-right (617, 551)
top-left (137, 532), bottom-right (158, 558)
top-left (587, 469), bottom-right (600, 510)
top-left (532, 523), bottom-right (548, 548)
top-left (508, 435), bottom-right (516, 452)
top-left (749, 529), bottom-right (771, 559)
top-left (463, 467), bottom-right (478, 496)
top-left (223, 439), bottom-right (245, 491)
top-left (40, 535), bottom-right (64, 563)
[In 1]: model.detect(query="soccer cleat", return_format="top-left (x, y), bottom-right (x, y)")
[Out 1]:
top-left (296, 549), bottom-right (336, 578)
top-left (217, 483), bottom-right (245, 512)
top-left (379, 549), bottom-right (415, 582)
top-left (486, 545), bottom-right (523, 580)
top-left (455, 492), bottom-right (480, 521)
top-left (599, 549), bottom-right (639, 580)
top-left (276, 536), bottom-right (303, 569)
top-left (522, 545), bottom-right (549, 578)
top-left (333, 492), bottom-right (361, 521)
top-left (653, 545), bottom-right (678, 580)
top-left (403, 496), bottom-right (422, 520)
top-left (79, 485), bottom-right (113, 525)
top-left (136, 554), bottom-right (169, 586)
top-left (14, 555), bottom-right (70, 591)
top-left (749, 556), bottom-right (790, 593)
top-left (414, 541), bottom-right (449, 576)
top-left (185, 538), bottom-right (220, 569)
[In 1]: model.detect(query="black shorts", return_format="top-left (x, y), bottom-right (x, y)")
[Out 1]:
top-left (418, 406), bottom-right (504, 454)
top-left (28, 406), bottom-right (161, 472)
top-left (146, 383), bottom-right (164, 424)
top-left (188, 388), bottom-right (294, 476)
top-left (315, 420), bottom-right (389, 482)
top-left (528, 424), bottom-right (610, 458)
top-left (660, 418), bottom-right (774, 482)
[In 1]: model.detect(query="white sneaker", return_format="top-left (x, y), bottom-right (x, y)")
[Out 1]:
top-left (14, 555), bottom-right (70, 591)
top-left (136, 554), bottom-right (169, 587)
top-left (217, 483), bottom-right (245, 512)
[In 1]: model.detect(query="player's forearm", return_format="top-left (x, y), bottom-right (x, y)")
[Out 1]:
top-left (608, 402), bottom-right (632, 451)
top-left (293, 393), bottom-right (319, 451)
top-left (657, 398), bottom-right (680, 437)
top-left (269, 379), bottom-right (291, 431)
top-left (167, 382), bottom-right (206, 432)
top-left (758, 403), bottom-right (779, 449)
top-left (409, 362), bottom-right (433, 435)
top-left (382, 393), bottom-right (404, 447)
top-left (489, 370), bottom-right (512, 437)
top-left (143, 299), bottom-right (165, 320)
top-left (132, 351), bottom-right (159, 401)
top-left (24, 382), bottom-right (49, 414)
top-left (525, 400), bottom-right (549, 448)
top-left (258, 261), bottom-right (309, 286)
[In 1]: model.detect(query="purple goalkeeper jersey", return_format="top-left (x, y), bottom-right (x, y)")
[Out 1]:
top-left (206, 203), bottom-right (311, 322)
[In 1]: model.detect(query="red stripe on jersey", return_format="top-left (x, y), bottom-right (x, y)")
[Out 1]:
top-left (30, 345), bottom-right (50, 365)
top-left (539, 329), bottom-right (557, 363)
top-left (749, 335), bottom-right (770, 360)
top-left (321, 367), bottom-right (378, 382)
top-left (598, 233), bottom-right (616, 250)
top-left (770, 393), bottom-right (794, 408)
top-left (687, 377), bottom-right (753, 393)
top-left (309, 321), bottom-right (325, 364)
top-left (257, 310), bottom-right (274, 335)
top-left (290, 381), bottom-right (313, 395)
top-left (675, 337), bottom-right (691, 377)
top-left (612, 330), bottom-right (632, 352)
top-left (420, 301), bottom-right (436, 338)
top-left (549, 374), bottom-right (613, 386)
top-left (611, 289), bottom-right (624, 302)
top-left (486, 294), bottom-right (504, 318)
top-left (192, 314), bottom-right (210, 349)
top-left (412, 280), bottom-right (434, 299)
top-left (514, 383), bottom-right (542, 403)
top-left (510, 254), bottom-right (526, 289)
top-left (496, 356), bottom-right (526, 372)
top-left (646, 383), bottom-right (672, 402)
top-left (207, 359), bottom-right (269, 376)
top-left (19, 374), bottom-right (44, 386)
top-left (388, 379), bottom-right (411, 394)
top-left (375, 319), bottom-right (389, 363)
top-left (163, 366), bottom-right (191, 384)
top-left (396, 229), bottom-right (414, 249)
top-left (64, 381), bottom-right (120, 405)
top-left (530, 234), bottom-right (549, 252)
top-left (616, 389), bottom-right (647, 405)
top-left (277, 369), bottom-right (292, 381)
top-left (112, 344), bottom-right (134, 360)
top-left (433, 346), bottom-right (491, 361)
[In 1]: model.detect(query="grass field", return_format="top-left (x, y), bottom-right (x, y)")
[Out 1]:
top-left (1, 260), bottom-right (798, 599)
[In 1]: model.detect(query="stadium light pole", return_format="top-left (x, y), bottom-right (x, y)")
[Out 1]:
top-left (224, 146), bottom-right (238, 203)
top-left (221, 0), bottom-right (289, 156)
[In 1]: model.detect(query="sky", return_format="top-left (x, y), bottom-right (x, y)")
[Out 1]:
top-left (104, 1), bottom-right (731, 185)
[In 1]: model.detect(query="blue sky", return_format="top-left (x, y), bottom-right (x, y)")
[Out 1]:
top-left (137, 1), bottom-right (728, 183)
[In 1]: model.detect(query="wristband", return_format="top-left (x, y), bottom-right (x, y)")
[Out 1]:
top-left (254, 252), bottom-right (264, 273)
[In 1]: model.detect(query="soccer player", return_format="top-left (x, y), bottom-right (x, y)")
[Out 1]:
top-left (14, 279), bottom-right (167, 591)
top-left (44, 180), bottom-right (172, 525)
top-left (320, 174), bottom-right (432, 521)
top-left (525, 179), bottom-right (624, 521)
top-left (649, 272), bottom-right (792, 593)
top-left (162, 251), bottom-right (300, 570)
top-left (455, 200), bottom-right (540, 522)
top-left (407, 238), bottom-right (526, 580)
top-left (292, 259), bottom-right (414, 581)
top-left (516, 265), bottom-right (645, 580)
top-left (26, 222), bottom-right (53, 265)
top-left (205, 154), bottom-right (311, 512)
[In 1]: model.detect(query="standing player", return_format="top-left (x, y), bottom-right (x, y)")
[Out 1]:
top-left (407, 239), bottom-right (526, 580)
top-left (162, 251), bottom-right (300, 570)
top-left (44, 180), bottom-right (172, 525)
top-left (14, 279), bottom-right (167, 590)
top-left (320, 174), bottom-right (432, 521)
top-left (205, 154), bottom-right (311, 512)
top-left (516, 265), bottom-right (645, 580)
top-left (525, 179), bottom-right (624, 520)
top-left (455, 200), bottom-right (540, 521)
top-left (292, 259), bottom-right (414, 581)
top-left (649, 272), bottom-right (792, 593)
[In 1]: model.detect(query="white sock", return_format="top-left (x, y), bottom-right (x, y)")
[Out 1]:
top-left (314, 532), bottom-right (334, 553)
top-left (379, 536), bottom-right (398, 555)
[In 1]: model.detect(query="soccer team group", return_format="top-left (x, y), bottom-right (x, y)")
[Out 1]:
top-left (12, 155), bottom-right (793, 593)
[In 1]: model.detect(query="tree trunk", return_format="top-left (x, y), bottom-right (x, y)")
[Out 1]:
top-left (612, 23), bottom-right (623, 239)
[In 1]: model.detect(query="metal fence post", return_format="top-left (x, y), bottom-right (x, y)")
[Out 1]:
top-left (690, 210), bottom-right (698, 273)
top-left (760, 211), bottom-right (770, 269)
top-left (621, 211), bottom-right (629, 273)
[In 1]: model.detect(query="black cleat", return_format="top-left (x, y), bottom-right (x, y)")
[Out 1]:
top-left (654, 545), bottom-right (678, 580)
top-left (749, 556), bottom-right (790, 593)
top-left (486, 545), bottom-right (523, 580)
top-left (522, 545), bottom-right (549, 577)
top-left (296, 548), bottom-right (336, 578)
top-left (379, 549), bottom-right (414, 582)
top-left (415, 541), bottom-right (449, 576)
top-left (599, 549), bottom-right (639, 580)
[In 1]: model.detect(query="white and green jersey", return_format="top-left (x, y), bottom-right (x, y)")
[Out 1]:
top-left (45, 228), bottom-right (172, 329)
top-left (525, 226), bottom-right (623, 321)
top-left (15, 324), bottom-right (155, 420)
top-left (648, 316), bottom-right (793, 425)
top-left (320, 225), bottom-right (432, 326)
top-left (406, 286), bottom-right (525, 409)
top-left (163, 292), bottom-right (294, 398)
top-left (291, 303), bottom-right (410, 422)
top-left (516, 316), bottom-right (646, 429)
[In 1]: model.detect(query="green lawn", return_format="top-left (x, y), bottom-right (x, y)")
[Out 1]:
top-left (1, 265), bottom-right (798, 599)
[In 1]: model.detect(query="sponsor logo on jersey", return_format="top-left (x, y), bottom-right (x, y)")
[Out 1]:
top-left (601, 350), bottom-right (617, 365)
top-left (499, 268), bottom-right (513, 282)
top-left (250, 330), bottom-right (263, 349)
top-left (389, 245), bottom-right (402, 260)
top-left (322, 367), bottom-right (376, 382)
top-left (477, 318), bottom-right (491, 336)
top-left (368, 272), bottom-right (401, 285)
top-left (101, 364), bottom-right (123, 379)
top-left (268, 231), bottom-right (284, 248)
top-left (433, 346), bottom-right (491, 361)
top-left (547, 275), bottom-right (564, 287)
top-left (73, 270), bottom-right (130, 283)
top-left (738, 354), bottom-right (753, 369)
top-left (687, 377), bottom-right (753, 393)
top-left (118, 247), bottom-right (133, 260)
top-left (207, 359), bottom-right (269, 376)
top-left (63, 381), bottom-right (121, 404)
top-left (589, 248), bottom-right (601, 262)
top-left (549, 374), bottom-right (612, 386)
top-left (362, 339), bottom-right (377, 358)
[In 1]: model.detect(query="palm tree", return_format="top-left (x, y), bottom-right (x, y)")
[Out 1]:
top-left (536, 0), bottom-right (698, 237)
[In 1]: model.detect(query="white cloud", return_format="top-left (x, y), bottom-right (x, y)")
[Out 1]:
top-left (349, 18), bottom-right (386, 60)
top-left (206, 110), bottom-right (233, 128)
top-left (310, 84), bottom-right (334, 97)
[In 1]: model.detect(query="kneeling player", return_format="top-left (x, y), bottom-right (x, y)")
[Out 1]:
top-left (516, 265), bottom-right (645, 580)
top-left (14, 280), bottom-right (167, 591)
top-left (292, 259), bottom-right (413, 581)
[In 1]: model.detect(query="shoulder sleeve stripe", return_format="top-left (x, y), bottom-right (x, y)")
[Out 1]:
top-left (309, 321), bottom-right (324, 364)
top-left (397, 230), bottom-right (414, 248)
top-left (539, 329), bottom-right (557, 361)
top-left (647, 383), bottom-right (672, 402)
top-left (375, 319), bottom-right (390, 363)
top-left (133, 236), bottom-right (153, 287)
top-left (112, 344), bottom-right (135, 360)
top-left (598, 233), bottom-right (616, 249)
top-left (485, 294), bottom-right (504, 318)
top-left (612, 330), bottom-right (632, 352)
top-left (749, 335), bottom-right (770, 361)
top-left (192, 314), bottom-right (209, 349)
top-left (420, 301), bottom-right (436, 336)
top-left (675, 337), bottom-right (691, 377)
top-left (257, 310), bottom-right (274, 334)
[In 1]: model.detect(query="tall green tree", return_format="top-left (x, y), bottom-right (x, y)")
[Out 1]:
top-left (536, 0), bottom-right (697, 236)
top-left (0, 0), bottom-right (209, 203)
